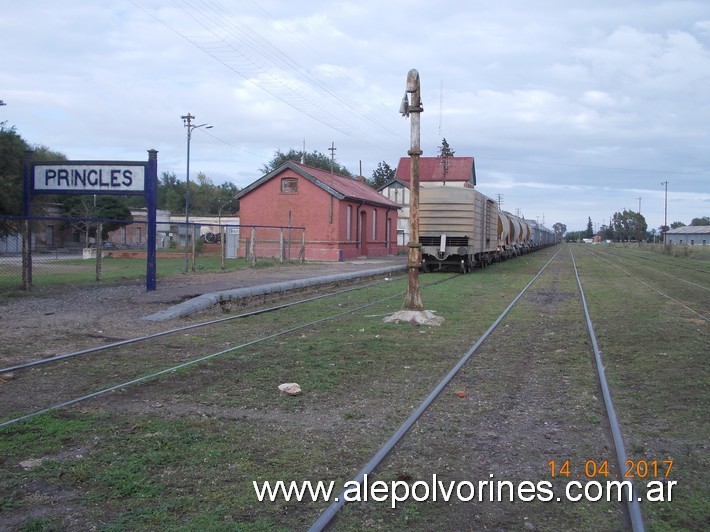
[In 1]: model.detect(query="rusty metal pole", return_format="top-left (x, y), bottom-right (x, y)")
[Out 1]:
top-left (402, 69), bottom-right (424, 311)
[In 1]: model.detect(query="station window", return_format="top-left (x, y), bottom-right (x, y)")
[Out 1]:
top-left (46, 225), bottom-right (54, 246)
top-left (281, 178), bottom-right (298, 194)
top-left (346, 205), bottom-right (352, 241)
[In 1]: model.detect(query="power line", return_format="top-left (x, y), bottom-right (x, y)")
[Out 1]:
top-left (131, 0), bottom-right (401, 144)
top-left (477, 155), bottom-right (710, 177)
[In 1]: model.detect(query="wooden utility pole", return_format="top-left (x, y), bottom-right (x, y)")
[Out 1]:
top-left (661, 181), bottom-right (668, 242)
top-left (401, 69), bottom-right (424, 311)
top-left (328, 141), bottom-right (336, 175)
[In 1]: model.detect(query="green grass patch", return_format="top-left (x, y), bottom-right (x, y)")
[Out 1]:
top-left (2, 247), bottom-right (705, 530)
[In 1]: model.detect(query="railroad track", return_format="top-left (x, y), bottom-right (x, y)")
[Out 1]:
top-left (586, 246), bottom-right (709, 321)
top-left (2, 245), bottom-right (705, 530)
top-left (0, 276), bottom-right (421, 426)
top-left (311, 245), bottom-right (646, 531)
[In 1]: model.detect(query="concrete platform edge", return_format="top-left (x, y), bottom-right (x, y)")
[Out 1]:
top-left (142, 264), bottom-right (406, 322)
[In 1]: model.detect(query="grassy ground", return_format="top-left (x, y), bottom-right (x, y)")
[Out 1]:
top-left (572, 244), bottom-right (708, 530)
top-left (1, 245), bottom-right (707, 530)
top-left (0, 254), bottom-right (289, 291)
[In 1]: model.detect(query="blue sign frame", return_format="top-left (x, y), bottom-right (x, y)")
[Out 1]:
top-left (23, 150), bottom-right (159, 291)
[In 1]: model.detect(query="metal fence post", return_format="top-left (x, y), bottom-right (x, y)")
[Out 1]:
top-left (220, 223), bottom-right (226, 270)
top-left (250, 226), bottom-right (256, 266)
top-left (279, 228), bottom-right (284, 263)
top-left (95, 222), bottom-right (103, 281)
top-left (191, 224), bottom-right (197, 272)
top-left (300, 229), bottom-right (306, 262)
top-left (22, 218), bottom-right (32, 290)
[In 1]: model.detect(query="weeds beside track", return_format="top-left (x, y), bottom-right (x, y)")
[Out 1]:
top-left (1, 245), bottom-right (706, 531)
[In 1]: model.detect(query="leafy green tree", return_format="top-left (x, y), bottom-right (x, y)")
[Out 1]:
top-left (154, 171), bottom-right (239, 215)
top-left (552, 222), bottom-right (566, 239)
top-left (370, 161), bottom-right (396, 189)
top-left (0, 127), bottom-right (26, 224)
top-left (215, 182), bottom-right (240, 216)
top-left (565, 230), bottom-right (583, 242)
top-left (260, 148), bottom-right (353, 177)
top-left (690, 217), bottom-right (710, 226)
top-left (154, 171), bottom-right (185, 213)
top-left (599, 224), bottom-right (613, 240)
top-left (62, 195), bottom-right (133, 244)
top-left (0, 125), bottom-right (67, 235)
top-left (612, 210), bottom-right (647, 241)
top-left (1, 125), bottom-right (240, 225)
top-left (670, 221), bottom-right (686, 229)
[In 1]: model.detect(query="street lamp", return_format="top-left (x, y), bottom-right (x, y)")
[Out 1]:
top-left (181, 113), bottom-right (212, 272)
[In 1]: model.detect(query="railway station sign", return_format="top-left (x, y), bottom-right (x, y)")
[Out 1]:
top-left (32, 161), bottom-right (147, 195)
top-left (23, 151), bottom-right (159, 291)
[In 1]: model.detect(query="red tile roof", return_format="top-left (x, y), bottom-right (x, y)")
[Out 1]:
top-left (291, 162), bottom-right (399, 207)
top-left (395, 156), bottom-right (476, 184)
top-left (236, 161), bottom-right (400, 209)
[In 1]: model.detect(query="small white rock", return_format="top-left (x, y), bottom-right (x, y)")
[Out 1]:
top-left (19, 458), bottom-right (45, 470)
top-left (278, 383), bottom-right (302, 396)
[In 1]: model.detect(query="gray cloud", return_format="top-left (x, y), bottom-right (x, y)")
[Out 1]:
top-left (1, 0), bottom-right (708, 231)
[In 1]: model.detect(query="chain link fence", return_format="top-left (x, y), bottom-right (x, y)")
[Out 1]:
top-left (0, 215), bottom-right (305, 292)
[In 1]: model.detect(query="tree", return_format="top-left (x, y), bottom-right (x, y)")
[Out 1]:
top-left (612, 210), bottom-right (647, 241)
top-left (437, 137), bottom-right (455, 182)
top-left (0, 125), bottom-right (66, 235)
top-left (156, 171), bottom-right (185, 213)
top-left (0, 127), bottom-right (26, 225)
top-left (370, 161), bottom-right (396, 189)
top-left (565, 230), bottom-right (583, 242)
top-left (670, 221), bottom-right (686, 229)
top-left (585, 217), bottom-right (594, 238)
top-left (552, 222), bottom-right (567, 239)
top-left (598, 224), bottom-right (613, 241)
top-left (215, 182), bottom-right (240, 216)
top-left (261, 148), bottom-right (353, 177)
top-left (62, 195), bottom-right (133, 245)
top-left (690, 217), bottom-right (710, 226)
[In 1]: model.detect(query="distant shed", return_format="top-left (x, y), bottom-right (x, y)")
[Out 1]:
top-left (665, 226), bottom-right (710, 245)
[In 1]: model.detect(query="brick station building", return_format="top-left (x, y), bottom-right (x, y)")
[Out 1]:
top-left (235, 161), bottom-right (400, 261)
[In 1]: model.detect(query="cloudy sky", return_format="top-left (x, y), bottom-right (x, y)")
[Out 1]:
top-left (2, 0), bottom-right (709, 232)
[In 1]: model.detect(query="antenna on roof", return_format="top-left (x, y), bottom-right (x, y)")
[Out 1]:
top-left (438, 79), bottom-right (443, 135)
top-left (328, 141), bottom-right (337, 176)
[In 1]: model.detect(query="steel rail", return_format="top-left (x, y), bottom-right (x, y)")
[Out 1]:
top-left (0, 294), bottom-right (400, 429)
top-left (592, 248), bottom-right (710, 291)
top-left (0, 278), bottom-right (401, 374)
top-left (0, 274), bottom-right (459, 430)
top-left (308, 246), bottom-right (562, 531)
top-left (587, 250), bottom-right (708, 321)
top-left (570, 247), bottom-right (645, 532)
top-left (601, 246), bottom-right (710, 275)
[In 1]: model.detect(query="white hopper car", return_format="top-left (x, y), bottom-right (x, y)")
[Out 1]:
top-left (419, 186), bottom-right (556, 273)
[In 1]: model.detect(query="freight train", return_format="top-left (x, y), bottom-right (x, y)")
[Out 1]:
top-left (419, 186), bottom-right (557, 273)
